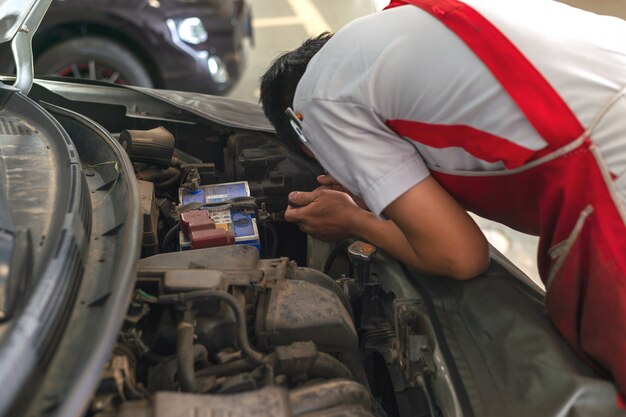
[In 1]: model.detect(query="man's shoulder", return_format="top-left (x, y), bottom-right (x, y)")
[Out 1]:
top-left (296, 6), bottom-right (466, 104)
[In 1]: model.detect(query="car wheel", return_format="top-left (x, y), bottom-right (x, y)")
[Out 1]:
top-left (35, 36), bottom-right (153, 87)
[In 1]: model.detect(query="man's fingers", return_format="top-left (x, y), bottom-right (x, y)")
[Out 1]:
top-left (317, 174), bottom-right (338, 186)
top-left (284, 206), bottom-right (301, 222)
top-left (288, 190), bottom-right (317, 206)
top-left (317, 175), bottom-right (347, 192)
top-left (285, 190), bottom-right (319, 224)
top-left (283, 208), bottom-right (309, 233)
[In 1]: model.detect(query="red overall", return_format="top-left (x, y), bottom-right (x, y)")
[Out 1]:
top-left (385, 0), bottom-right (626, 399)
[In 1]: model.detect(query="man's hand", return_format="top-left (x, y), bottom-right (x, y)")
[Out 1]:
top-left (285, 176), bottom-right (489, 280)
top-left (316, 175), bottom-right (369, 210)
top-left (285, 188), bottom-right (365, 242)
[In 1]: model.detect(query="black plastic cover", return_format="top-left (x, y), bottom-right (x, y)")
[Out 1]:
top-left (258, 279), bottom-right (358, 352)
top-left (119, 126), bottom-right (175, 166)
top-left (402, 252), bottom-right (626, 417)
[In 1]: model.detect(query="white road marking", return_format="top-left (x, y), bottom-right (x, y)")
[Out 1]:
top-left (286, 0), bottom-right (333, 36)
top-left (253, 16), bottom-right (302, 29)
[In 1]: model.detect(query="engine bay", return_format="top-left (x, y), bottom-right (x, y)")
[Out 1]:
top-left (84, 122), bottom-right (438, 417)
top-left (15, 82), bottom-right (613, 417)
top-left (95, 247), bottom-right (377, 416)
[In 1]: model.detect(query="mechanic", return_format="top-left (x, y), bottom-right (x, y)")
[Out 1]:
top-left (260, 0), bottom-right (626, 397)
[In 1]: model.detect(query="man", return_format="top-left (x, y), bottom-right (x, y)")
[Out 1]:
top-left (260, 0), bottom-right (626, 396)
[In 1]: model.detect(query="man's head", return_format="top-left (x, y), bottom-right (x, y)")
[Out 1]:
top-left (260, 33), bottom-right (333, 154)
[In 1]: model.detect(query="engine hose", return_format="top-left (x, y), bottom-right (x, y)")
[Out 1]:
top-left (186, 345), bottom-right (210, 392)
top-left (195, 350), bottom-right (353, 382)
top-left (155, 169), bottom-right (182, 188)
top-left (195, 357), bottom-right (256, 378)
top-left (172, 148), bottom-right (203, 165)
top-left (323, 239), bottom-right (355, 275)
top-left (177, 319), bottom-right (197, 392)
top-left (147, 345), bottom-right (208, 392)
top-left (159, 290), bottom-right (265, 364)
top-left (264, 349), bottom-right (353, 380)
top-left (289, 380), bottom-right (371, 416)
top-left (297, 405), bottom-right (374, 417)
top-left (139, 167), bottom-right (180, 184)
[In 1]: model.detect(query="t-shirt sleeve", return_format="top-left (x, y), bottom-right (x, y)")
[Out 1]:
top-left (297, 98), bottom-right (430, 217)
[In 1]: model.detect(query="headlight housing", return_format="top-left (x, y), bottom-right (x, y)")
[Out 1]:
top-left (207, 55), bottom-right (229, 85)
top-left (172, 17), bottom-right (208, 45)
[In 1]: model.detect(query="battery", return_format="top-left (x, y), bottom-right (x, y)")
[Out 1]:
top-left (178, 181), bottom-right (261, 252)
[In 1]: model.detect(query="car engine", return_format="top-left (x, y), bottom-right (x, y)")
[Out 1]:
top-left (94, 246), bottom-right (375, 417)
top-left (87, 126), bottom-right (436, 417)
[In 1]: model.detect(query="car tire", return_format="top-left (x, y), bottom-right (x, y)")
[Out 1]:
top-left (35, 36), bottom-right (154, 87)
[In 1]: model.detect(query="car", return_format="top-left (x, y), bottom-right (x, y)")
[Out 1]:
top-left (0, 1), bottom-right (624, 417)
top-left (0, 0), bottom-right (253, 94)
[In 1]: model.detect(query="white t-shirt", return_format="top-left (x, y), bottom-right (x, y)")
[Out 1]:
top-left (293, 0), bottom-right (626, 216)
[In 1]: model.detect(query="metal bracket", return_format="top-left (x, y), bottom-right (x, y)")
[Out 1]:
top-left (9, 0), bottom-right (53, 95)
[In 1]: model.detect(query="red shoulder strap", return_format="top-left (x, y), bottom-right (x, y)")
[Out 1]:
top-left (384, 0), bottom-right (584, 154)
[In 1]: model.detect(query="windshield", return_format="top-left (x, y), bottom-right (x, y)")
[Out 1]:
top-left (0, 0), bottom-right (39, 44)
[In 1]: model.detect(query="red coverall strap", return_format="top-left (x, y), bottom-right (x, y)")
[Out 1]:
top-left (385, 0), bottom-right (626, 400)
top-left (385, 120), bottom-right (536, 169)
top-left (384, 0), bottom-right (585, 156)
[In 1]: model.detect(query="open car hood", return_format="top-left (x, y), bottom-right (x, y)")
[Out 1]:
top-left (130, 86), bottom-right (275, 132)
top-left (18, 77), bottom-right (275, 133)
top-left (0, 0), bottom-right (42, 43)
top-left (0, 0), bottom-right (52, 93)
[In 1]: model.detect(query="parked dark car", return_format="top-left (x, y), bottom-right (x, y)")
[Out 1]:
top-left (0, 2), bottom-right (625, 417)
top-left (0, 0), bottom-right (253, 94)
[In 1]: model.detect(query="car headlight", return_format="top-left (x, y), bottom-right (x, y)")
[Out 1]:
top-left (207, 55), bottom-right (229, 85)
top-left (173, 17), bottom-right (208, 45)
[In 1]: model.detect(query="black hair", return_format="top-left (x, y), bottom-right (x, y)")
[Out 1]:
top-left (260, 33), bottom-right (333, 153)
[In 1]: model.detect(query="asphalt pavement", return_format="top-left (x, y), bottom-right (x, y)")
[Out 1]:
top-left (230, 0), bottom-right (543, 285)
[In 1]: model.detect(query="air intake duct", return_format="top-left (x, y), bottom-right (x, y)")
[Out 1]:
top-left (119, 126), bottom-right (175, 166)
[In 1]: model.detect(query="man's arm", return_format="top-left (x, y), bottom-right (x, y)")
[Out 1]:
top-left (285, 176), bottom-right (489, 280)
top-left (381, 176), bottom-right (490, 279)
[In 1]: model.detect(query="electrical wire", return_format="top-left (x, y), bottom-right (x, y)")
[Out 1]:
top-left (262, 222), bottom-right (279, 259)
top-left (135, 289), bottom-right (158, 303)
top-left (268, 223), bottom-right (279, 258)
top-left (161, 221), bottom-right (181, 252)
top-left (416, 374), bottom-right (437, 417)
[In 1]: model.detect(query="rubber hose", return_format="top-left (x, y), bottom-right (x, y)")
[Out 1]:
top-left (177, 320), bottom-right (196, 392)
top-left (289, 380), bottom-right (371, 416)
top-left (195, 358), bottom-right (256, 378)
top-left (159, 290), bottom-right (265, 364)
top-left (155, 169), bottom-right (182, 188)
top-left (323, 239), bottom-right (355, 275)
top-left (140, 167), bottom-right (179, 183)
